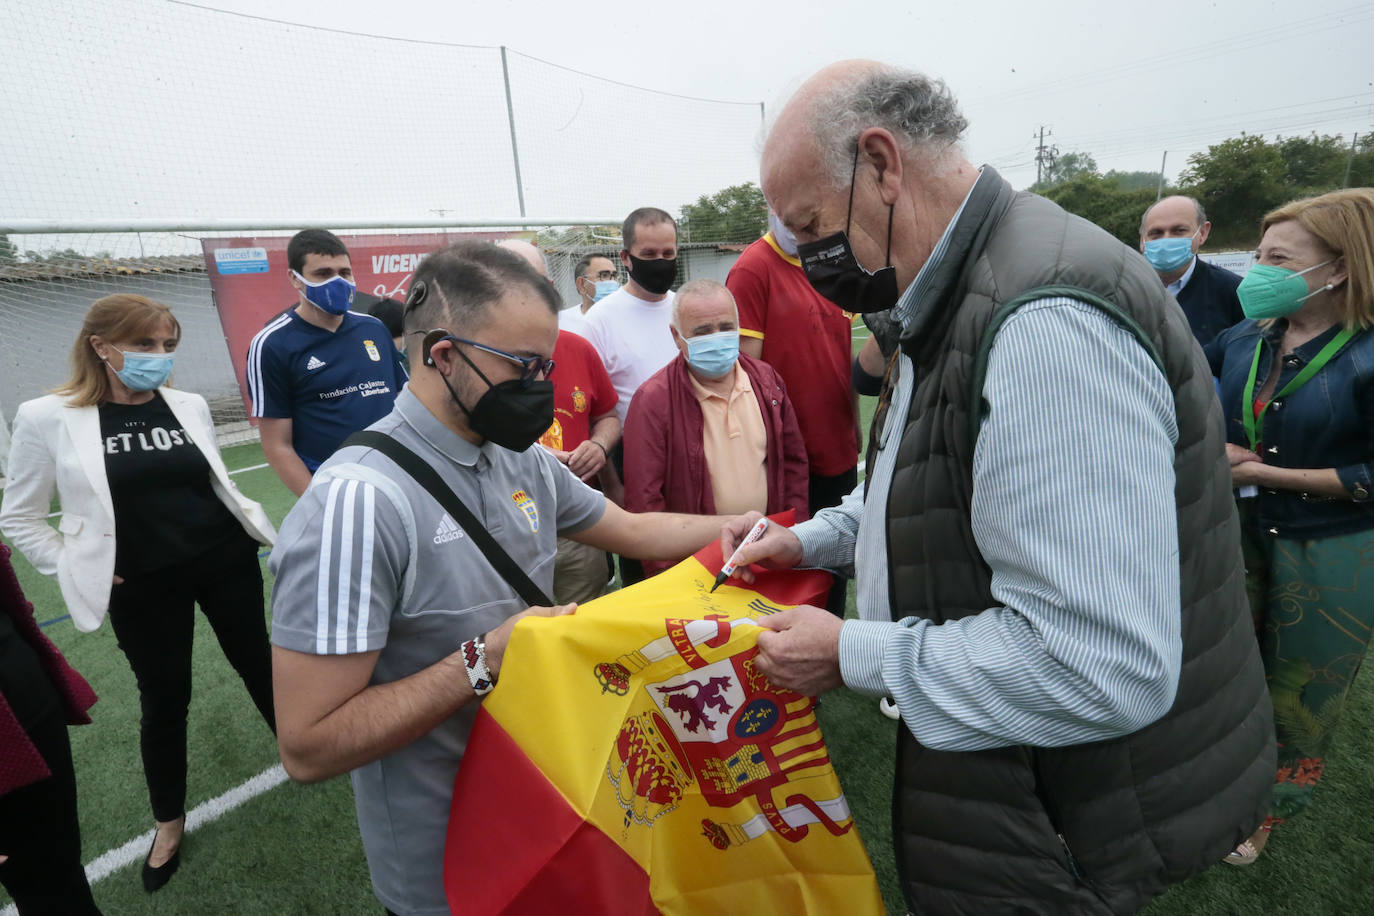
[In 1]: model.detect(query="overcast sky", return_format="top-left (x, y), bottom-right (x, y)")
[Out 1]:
top-left (2, 0), bottom-right (1370, 236)
top-left (198, 0), bottom-right (1374, 181)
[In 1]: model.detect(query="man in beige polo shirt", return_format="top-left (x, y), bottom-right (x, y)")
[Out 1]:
top-left (623, 279), bottom-right (809, 575)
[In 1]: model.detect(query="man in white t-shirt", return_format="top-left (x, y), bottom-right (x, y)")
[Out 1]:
top-left (584, 208), bottom-right (680, 425)
top-left (584, 207), bottom-right (680, 583)
top-left (559, 253), bottom-right (619, 339)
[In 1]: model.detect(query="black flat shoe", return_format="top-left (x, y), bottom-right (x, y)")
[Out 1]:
top-left (142, 834), bottom-right (181, 892)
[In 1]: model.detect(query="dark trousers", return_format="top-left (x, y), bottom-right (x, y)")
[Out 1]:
top-left (810, 466), bottom-right (858, 616)
top-left (0, 664), bottom-right (101, 913)
top-left (106, 536), bottom-right (275, 822)
top-left (609, 441), bottom-right (645, 586)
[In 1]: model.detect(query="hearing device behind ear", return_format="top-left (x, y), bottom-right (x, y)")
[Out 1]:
top-left (421, 329), bottom-right (448, 368)
top-left (405, 279), bottom-right (428, 310)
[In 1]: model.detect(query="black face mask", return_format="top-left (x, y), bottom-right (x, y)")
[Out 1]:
top-left (795, 146), bottom-right (899, 314)
top-left (626, 254), bottom-right (677, 295)
top-left (433, 340), bottom-right (554, 452)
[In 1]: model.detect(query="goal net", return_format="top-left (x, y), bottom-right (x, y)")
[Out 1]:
top-left (0, 0), bottom-right (769, 468)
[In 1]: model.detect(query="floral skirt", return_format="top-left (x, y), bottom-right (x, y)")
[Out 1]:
top-left (1240, 503), bottom-right (1374, 822)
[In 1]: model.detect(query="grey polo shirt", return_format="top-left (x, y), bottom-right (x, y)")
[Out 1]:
top-left (270, 388), bottom-right (605, 916)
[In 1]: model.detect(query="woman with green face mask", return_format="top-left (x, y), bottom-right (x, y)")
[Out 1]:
top-left (1203, 188), bottom-right (1374, 866)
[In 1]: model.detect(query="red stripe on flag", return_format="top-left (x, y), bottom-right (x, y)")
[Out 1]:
top-left (446, 709), bottom-right (658, 916)
top-left (690, 509), bottom-right (832, 609)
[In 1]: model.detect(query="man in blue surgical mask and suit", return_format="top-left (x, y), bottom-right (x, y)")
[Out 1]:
top-left (622, 279), bottom-right (809, 576)
top-left (1140, 194), bottom-right (1245, 347)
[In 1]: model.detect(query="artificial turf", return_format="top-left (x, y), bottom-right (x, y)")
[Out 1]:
top-left (2, 380), bottom-right (1370, 914)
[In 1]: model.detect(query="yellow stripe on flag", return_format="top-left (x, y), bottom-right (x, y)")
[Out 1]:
top-left (483, 553), bottom-right (883, 914)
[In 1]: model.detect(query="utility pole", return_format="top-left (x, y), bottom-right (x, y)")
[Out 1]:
top-left (1344, 132), bottom-right (1360, 188)
top-left (1034, 126), bottom-right (1058, 187)
top-left (1156, 151), bottom-right (1169, 202)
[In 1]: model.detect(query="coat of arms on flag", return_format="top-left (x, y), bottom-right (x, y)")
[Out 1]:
top-left (444, 528), bottom-right (884, 915)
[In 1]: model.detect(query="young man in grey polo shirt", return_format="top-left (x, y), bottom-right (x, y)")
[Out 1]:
top-left (269, 242), bottom-right (728, 916)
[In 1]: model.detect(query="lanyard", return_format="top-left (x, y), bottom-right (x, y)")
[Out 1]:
top-left (1241, 327), bottom-right (1353, 450)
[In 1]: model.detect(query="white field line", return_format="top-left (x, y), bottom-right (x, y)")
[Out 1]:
top-left (228, 461), bottom-right (270, 476)
top-left (0, 764), bottom-right (288, 915)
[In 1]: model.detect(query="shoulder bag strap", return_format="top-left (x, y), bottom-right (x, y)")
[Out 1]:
top-left (343, 430), bottom-right (553, 608)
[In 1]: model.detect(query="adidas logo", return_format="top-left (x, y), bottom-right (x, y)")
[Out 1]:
top-left (306, 355), bottom-right (327, 370)
top-left (433, 514), bottom-right (464, 545)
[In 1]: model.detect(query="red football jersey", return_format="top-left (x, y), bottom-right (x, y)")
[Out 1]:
top-left (727, 234), bottom-right (858, 476)
top-left (539, 330), bottom-right (618, 452)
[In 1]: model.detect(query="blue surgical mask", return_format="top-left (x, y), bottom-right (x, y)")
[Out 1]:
top-left (292, 269), bottom-right (356, 315)
top-left (1143, 232), bottom-right (1198, 273)
top-left (684, 330), bottom-right (739, 379)
top-left (108, 350), bottom-right (174, 391)
top-left (768, 211), bottom-right (798, 257)
top-left (1236, 260), bottom-right (1333, 320)
top-left (593, 280), bottom-right (619, 302)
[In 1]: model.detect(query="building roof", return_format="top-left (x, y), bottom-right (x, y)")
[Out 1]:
top-left (0, 254), bottom-right (206, 282)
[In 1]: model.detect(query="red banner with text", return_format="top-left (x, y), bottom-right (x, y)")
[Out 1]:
top-left (201, 231), bottom-right (526, 419)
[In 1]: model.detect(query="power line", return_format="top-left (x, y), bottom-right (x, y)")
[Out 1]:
top-left (964, 3), bottom-right (1374, 109)
top-left (1074, 108), bottom-right (1373, 163)
top-left (164, 0), bottom-right (762, 108)
top-left (1055, 93), bottom-right (1374, 152)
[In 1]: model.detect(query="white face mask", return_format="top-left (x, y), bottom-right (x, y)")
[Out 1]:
top-left (768, 211), bottom-right (799, 257)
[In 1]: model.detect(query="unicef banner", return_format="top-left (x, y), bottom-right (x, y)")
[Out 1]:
top-left (201, 232), bottom-right (524, 420)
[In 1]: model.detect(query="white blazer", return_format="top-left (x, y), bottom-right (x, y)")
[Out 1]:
top-left (0, 388), bottom-right (276, 632)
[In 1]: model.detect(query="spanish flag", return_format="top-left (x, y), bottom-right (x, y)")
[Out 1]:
top-left (444, 537), bottom-right (884, 915)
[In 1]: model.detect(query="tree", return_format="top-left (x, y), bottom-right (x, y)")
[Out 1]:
top-left (0, 234), bottom-right (16, 265)
top-left (1180, 134), bottom-right (1287, 248)
top-left (1032, 151), bottom-right (1098, 191)
top-left (678, 182), bottom-right (768, 244)
top-left (1276, 133), bottom-right (1349, 192)
top-left (1103, 170), bottom-right (1162, 192)
top-left (1339, 131), bottom-right (1374, 189)
top-left (22, 247), bottom-right (86, 264)
top-left (535, 224), bottom-right (620, 251)
top-left (1040, 173), bottom-right (1158, 246)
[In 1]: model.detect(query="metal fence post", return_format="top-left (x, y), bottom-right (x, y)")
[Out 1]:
top-left (499, 46), bottom-right (528, 218)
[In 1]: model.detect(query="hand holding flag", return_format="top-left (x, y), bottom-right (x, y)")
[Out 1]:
top-left (755, 607), bottom-right (845, 696)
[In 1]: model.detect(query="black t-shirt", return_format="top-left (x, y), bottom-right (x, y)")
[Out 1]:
top-left (99, 393), bottom-right (243, 576)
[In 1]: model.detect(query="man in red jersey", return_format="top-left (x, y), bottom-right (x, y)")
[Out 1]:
top-left (726, 211), bottom-right (859, 615)
top-left (496, 240), bottom-right (622, 605)
top-left (536, 327), bottom-right (620, 604)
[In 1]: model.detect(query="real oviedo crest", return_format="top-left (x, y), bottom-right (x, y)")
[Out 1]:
top-left (511, 489), bottom-right (539, 532)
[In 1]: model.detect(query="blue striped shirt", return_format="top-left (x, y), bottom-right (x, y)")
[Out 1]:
top-left (793, 181), bottom-right (1181, 752)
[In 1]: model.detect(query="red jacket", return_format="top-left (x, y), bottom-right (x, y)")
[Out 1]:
top-left (0, 543), bottom-right (97, 796)
top-left (624, 353), bottom-right (809, 575)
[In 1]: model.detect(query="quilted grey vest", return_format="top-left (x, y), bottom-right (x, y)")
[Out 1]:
top-left (873, 170), bottom-right (1275, 914)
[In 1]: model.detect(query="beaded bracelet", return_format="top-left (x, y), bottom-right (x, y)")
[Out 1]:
top-left (461, 632), bottom-right (495, 697)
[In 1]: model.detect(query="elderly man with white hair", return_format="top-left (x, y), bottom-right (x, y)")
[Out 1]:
top-left (719, 60), bottom-right (1275, 913)
top-left (623, 278), bottom-right (808, 576)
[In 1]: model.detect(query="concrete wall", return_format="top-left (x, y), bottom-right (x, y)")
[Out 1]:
top-left (0, 248), bottom-right (748, 450)
top-left (0, 273), bottom-right (244, 426)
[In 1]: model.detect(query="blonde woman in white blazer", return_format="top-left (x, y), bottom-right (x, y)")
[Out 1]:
top-left (0, 294), bottom-right (277, 894)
